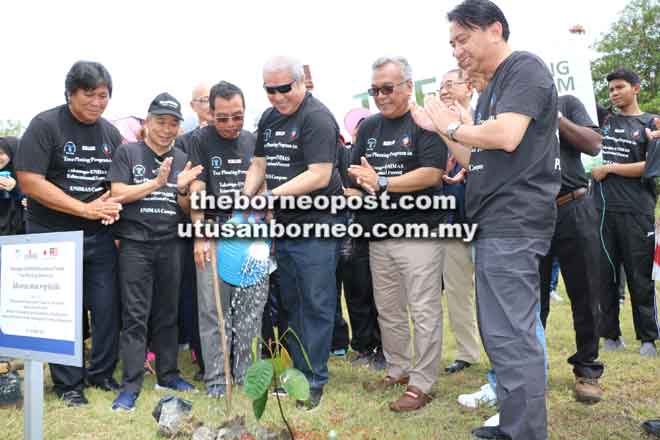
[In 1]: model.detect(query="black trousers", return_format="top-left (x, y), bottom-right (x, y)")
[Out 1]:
top-left (178, 239), bottom-right (204, 372)
top-left (336, 239), bottom-right (381, 353)
top-left (26, 222), bottom-right (120, 394)
top-left (261, 269), bottom-right (289, 351)
top-left (540, 195), bottom-right (604, 379)
top-left (597, 208), bottom-right (660, 342)
top-left (118, 238), bottom-right (182, 393)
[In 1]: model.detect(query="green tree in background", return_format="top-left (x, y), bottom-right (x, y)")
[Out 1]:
top-left (591, 0), bottom-right (659, 113)
top-left (0, 120), bottom-right (24, 137)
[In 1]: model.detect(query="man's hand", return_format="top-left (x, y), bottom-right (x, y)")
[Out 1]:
top-left (410, 103), bottom-right (438, 132)
top-left (83, 191), bottom-right (123, 225)
top-left (0, 176), bottom-right (16, 191)
top-left (155, 157), bottom-right (174, 187)
top-left (177, 161), bottom-right (204, 194)
top-left (442, 168), bottom-right (467, 185)
top-left (424, 95), bottom-right (461, 135)
top-left (343, 187), bottom-right (364, 198)
top-left (448, 100), bottom-right (474, 126)
top-left (646, 128), bottom-right (660, 141)
top-left (194, 237), bottom-right (211, 270)
top-left (348, 157), bottom-right (380, 195)
top-left (591, 165), bottom-right (610, 182)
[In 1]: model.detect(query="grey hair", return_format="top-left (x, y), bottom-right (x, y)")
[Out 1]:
top-left (263, 56), bottom-right (305, 82)
top-left (372, 56), bottom-right (413, 81)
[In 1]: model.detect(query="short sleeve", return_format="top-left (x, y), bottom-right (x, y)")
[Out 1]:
top-left (15, 117), bottom-right (55, 175)
top-left (416, 129), bottom-right (447, 170)
top-left (108, 145), bottom-right (132, 184)
top-left (109, 125), bottom-right (123, 148)
top-left (565, 95), bottom-right (596, 128)
top-left (188, 133), bottom-right (209, 185)
top-left (254, 111), bottom-right (269, 158)
top-left (496, 55), bottom-right (555, 121)
top-left (301, 110), bottom-right (337, 165)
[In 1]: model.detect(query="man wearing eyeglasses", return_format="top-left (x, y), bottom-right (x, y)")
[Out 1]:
top-left (174, 81), bottom-right (213, 384)
top-left (188, 81), bottom-right (267, 398)
top-left (349, 56), bottom-right (447, 413)
top-left (436, 69), bottom-right (481, 376)
top-left (242, 56), bottom-right (344, 411)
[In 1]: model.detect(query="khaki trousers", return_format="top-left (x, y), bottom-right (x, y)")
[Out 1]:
top-left (442, 239), bottom-right (481, 364)
top-left (369, 239), bottom-right (445, 393)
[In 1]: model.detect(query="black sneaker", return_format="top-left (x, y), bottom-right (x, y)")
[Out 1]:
top-left (86, 376), bottom-right (120, 392)
top-left (471, 426), bottom-right (511, 439)
top-left (296, 387), bottom-right (323, 411)
top-left (369, 348), bottom-right (386, 371)
top-left (58, 390), bottom-right (89, 407)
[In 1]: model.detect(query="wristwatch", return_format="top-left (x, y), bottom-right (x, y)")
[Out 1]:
top-left (177, 186), bottom-right (189, 196)
top-left (377, 175), bottom-right (389, 193)
top-left (446, 121), bottom-right (462, 142)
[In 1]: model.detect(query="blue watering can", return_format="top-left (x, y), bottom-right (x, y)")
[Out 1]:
top-left (217, 213), bottom-right (272, 287)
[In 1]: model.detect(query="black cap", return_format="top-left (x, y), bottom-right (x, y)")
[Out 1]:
top-left (148, 92), bottom-right (183, 120)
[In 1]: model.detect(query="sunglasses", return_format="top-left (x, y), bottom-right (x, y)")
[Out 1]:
top-left (368, 80), bottom-right (408, 97)
top-left (264, 81), bottom-right (296, 95)
top-left (192, 96), bottom-right (209, 104)
top-left (215, 115), bottom-right (244, 123)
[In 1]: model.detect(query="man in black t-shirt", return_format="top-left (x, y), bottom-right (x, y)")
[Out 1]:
top-left (188, 81), bottom-right (268, 398)
top-left (591, 68), bottom-right (660, 357)
top-left (349, 56), bottom-right (447, 413)
top-left (15, 61), bottom-right (123, 407)
top-left (413, 1), bottom-right (560, 438)
top-left (108, 93), bottom-right (202, 411)
top-left (242, 56), bottom-right (342, 411)
top-left (537, 94), bottom-right (605, 402)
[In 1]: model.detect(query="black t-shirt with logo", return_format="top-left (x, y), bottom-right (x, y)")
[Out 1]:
top-left (558, 95), bottom-right (597, 196)
top-left (108, 142), bottom-right (187, 241)
top-left (351, 112), bottom-right (447, 233)
top-left (254, 93), bottom-right (343, 224)
top-left (16, 104), bottom-right (122, 233)
top-left (599, 112), bottom-right (657, 215)
top-left (469, 51), bottom-right (561, 239)
top-left (189, 126), bottom-right (255, 219)
top-left (174, 128), bottom-right (198, 155)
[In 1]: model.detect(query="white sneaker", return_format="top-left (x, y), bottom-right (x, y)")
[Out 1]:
top-left (550, 290), bottom-right (564, 302)
top-left (484, 412), bottom-right (500, 427)
top-left (457, 383), bottom-right (497, 408)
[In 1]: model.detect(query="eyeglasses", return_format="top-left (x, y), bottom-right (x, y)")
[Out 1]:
top-left (192, 96), bottom-right (209, 104)
top-left (264, 81), bottom-right (295, 95)
top-left (215, 114), bottom-right (244, 123)
top-left (367, 80), bottom-right (408, 97)
top-left (438, 80), bottom-right (468, 91)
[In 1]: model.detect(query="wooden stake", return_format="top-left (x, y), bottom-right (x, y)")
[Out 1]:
top-left (209, 239), bottom-right (232, 415)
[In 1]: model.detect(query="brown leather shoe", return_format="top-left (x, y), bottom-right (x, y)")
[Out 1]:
top-left (363, 375), bottom-right (409, 392)
top-left (389, 385), bottom-right (432, 412)
top-left (575, 377), bottom-right (603, 403)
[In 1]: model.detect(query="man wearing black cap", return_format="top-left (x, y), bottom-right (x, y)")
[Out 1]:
top-left (591, 68), bottom-right (660, 357)
top-left (16, 61), bottom-right (123, 407)
top-left (108, 93), bottom-right (203, 411)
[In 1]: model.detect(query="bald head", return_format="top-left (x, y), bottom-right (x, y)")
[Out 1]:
top-left (190, 81), bottom-right (213, 126)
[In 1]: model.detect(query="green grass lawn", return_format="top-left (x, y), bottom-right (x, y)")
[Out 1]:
top-left (2, 285), bottom-right (660, 439)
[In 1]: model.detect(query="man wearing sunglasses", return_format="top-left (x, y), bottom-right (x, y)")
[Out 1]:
top-left (187, 81), bottom-right (265, 398)
top-left (349, 56), bottom-right (447, 413)
top-left (242, 56), bottom-right (344, 411)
